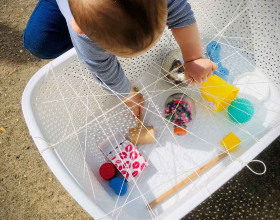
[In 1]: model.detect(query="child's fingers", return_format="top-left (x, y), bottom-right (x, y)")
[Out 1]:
top-left (185, 73), bottom-right (197, 85)
top-left (202, 76), bottom-right (207, 82)
top-left (139, 106), bottom-right (143, 115)
top-left (139, 100), bottom-right (144, 113)
top-left (212, 62), bottom-right (218, 71)
top-left (191, 79), bottom-right (198, 85)
top-left (136, 93), bottom-right (144, 116)
top-left (132, 105), bottom-right (140, 117)
top-left (138, 94), bottom-right (145, 107)
top-left (185, 73), bottom-right (192, 83)
top-left (135, 108), bottom-right (140, 117)
top-left (207, 71), bottom-right (213, 78)
top-left (192, 78), bottom-right (201, 84)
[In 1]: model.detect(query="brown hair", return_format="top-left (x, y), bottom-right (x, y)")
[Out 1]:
top-left (69, 0), bottom-right (167, 56)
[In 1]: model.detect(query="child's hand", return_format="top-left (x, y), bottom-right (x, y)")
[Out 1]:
top-left (121, 88), bottom-right (144, 117)
top-left (184, 58), bottom-right (218, 84)
top-left (171, 24), bottom-right (218, 84)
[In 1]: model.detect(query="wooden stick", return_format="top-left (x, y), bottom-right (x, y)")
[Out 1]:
top-left (148, 152), bottom-right (228, 209)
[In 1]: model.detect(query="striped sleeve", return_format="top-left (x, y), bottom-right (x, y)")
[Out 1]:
top-left (167, 0), bottom-right (196, 29)
top-left (68, 28), bottom-right (131, 98)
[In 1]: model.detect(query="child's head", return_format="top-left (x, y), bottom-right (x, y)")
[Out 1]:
top-left (69, 0), bottom-right (167, 57)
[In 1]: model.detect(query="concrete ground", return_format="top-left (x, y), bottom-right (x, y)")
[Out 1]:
top-left (0, 0), bottom-right (279, 219)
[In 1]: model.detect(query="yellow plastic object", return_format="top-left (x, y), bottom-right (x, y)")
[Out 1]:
top-left (220, 132), bottom-right (241, 152)
top-left (200, 75), bottom-right (239, 112)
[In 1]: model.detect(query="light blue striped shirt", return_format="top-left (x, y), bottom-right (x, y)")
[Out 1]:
top-left (57, 0), bottom-right (196, 97)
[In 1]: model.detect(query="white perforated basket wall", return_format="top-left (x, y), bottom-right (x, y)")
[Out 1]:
top-left (22, 1), bottom-right (280, 220)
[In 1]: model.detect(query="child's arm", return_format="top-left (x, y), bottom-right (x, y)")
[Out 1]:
top-left (70, 33), bottom-right (144, 116)
top-left (172, 23), bottom-right (218, 84)
top-left (67, 26), bottom-right (144, 116)
top-left (172, 23), bottom-right (202, 62)
top-left (121, 88), bottom-right (144, 117)
top-left (167, 0), bottom-right (217, 84)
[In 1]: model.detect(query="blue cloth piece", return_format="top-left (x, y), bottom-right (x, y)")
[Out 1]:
top-left (207, 41), bottom-right (229, 81)
top-left (207, 41), bottom-right (221, 55)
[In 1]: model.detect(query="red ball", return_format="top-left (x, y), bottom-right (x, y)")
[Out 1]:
top-left (99, 163), bottom-right (116, 180)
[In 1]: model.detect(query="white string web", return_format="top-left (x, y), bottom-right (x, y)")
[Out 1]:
top-left (30, 0), bottom-right (280, 219)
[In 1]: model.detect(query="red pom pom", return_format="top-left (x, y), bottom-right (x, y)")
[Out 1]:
top-left (99, 163), bottom-right (116, 180)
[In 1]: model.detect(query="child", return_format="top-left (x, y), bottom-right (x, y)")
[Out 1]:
top-left (23, 0), bottom-right (217, 116)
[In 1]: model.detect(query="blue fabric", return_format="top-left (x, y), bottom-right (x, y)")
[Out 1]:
top-left (207, 41), bottom-right (229, 81)
top-left (23, 0), bottom-right (73, 59)
top-left (24, 0), bottom-right (196, 97)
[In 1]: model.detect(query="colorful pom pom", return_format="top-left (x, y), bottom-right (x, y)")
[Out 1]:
top-left (164, 99), bottom-right (193, 127)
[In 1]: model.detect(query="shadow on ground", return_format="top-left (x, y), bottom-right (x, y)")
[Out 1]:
top-left (0, 22), bottom-right (39, 64)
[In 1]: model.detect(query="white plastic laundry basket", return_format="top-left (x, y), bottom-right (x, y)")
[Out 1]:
top-left (22, 0), bottom-right (280, 219)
